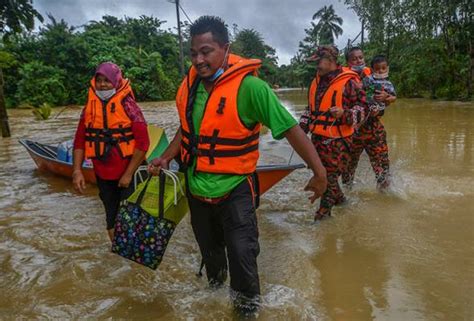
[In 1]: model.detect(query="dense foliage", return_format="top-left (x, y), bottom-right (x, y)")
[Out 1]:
top-left (0, 15), bottom-right (283, 108)
top-left (1, 15), bottom-right (183, 107)
top-left (277, 0), bottom-right (472, 100)
top-left (0, 0), bottom-right (471, 108)
top-left (231, 28), bottom-right (279, 86)
top-left (0, 0), bottom-right (43, 38)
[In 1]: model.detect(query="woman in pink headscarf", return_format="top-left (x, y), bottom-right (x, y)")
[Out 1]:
top-left (72, 62), bottom-right (150, 241)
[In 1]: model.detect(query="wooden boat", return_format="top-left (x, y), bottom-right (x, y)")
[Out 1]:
top-left (19, 139), bottom-right (304, 195)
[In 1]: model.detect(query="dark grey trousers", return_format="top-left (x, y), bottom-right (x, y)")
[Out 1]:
top-left (188, 178), bottom-right (260, 299)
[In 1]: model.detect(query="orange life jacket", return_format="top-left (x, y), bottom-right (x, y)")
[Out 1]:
top-left (176, 54), bottom-right (262, 175)
top-left (83, 78), bottom-right (136, 160)
top-left (342, 66), bottom-right (371, 80)
top-left (308, 70), bottom-right (359, 138)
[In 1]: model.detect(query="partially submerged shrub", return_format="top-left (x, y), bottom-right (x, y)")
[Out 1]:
top-left (32, 103), bottom-right (52, 120)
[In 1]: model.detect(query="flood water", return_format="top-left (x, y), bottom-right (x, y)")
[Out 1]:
top-left (0, 91), bottom-right (473, 320)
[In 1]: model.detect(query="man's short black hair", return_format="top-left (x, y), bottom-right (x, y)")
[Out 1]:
top-left (371, 55), bottom-right (388, 68)
top-left (189, 15), bottom-right (229, 46)
top-left (345, 46), bottom-right (363, 61)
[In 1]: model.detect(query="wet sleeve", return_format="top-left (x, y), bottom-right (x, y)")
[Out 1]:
top-left (132, 122), bottom-right (150, 152)
top-left (342, 79), bottom-right (368, 127)
top-left (73, 114), bottom-right (86, 150)
top-left (237, 76), bottom-right (298, 140)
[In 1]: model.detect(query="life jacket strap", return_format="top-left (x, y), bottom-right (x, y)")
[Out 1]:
top-left (181, 140), bottom-right (259, 158)
top-left (181, 128), bottom-right (259, 146)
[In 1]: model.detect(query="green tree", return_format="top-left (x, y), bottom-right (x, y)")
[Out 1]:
top-left (83, 15), bottom-right (182, 92)
top-left (0, 0), bottom-right (43, 39)
top-left (291, 5), bottom-right (344, 86)
top-left (36, 15), bottom-right (90, 104)
top-left (1, 14), bottom-right (185, 108)
top-left (232, 28), bottom-right (279, 84)
top-left (0, 0), bottom-right (43, 137)
top-left (16, 61), bottom-right (67, 106)
top-left (233, 29), bottom-right (268, 61)
top-left (344, 0), bottom-right (472, 99)
top-left (127, 52), bottom-right (177, 101)
top-left (311, 5), bottom-right (343, 45)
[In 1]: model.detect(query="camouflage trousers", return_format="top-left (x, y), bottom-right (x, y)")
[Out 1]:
top-left (311, 134), bottom-right (352, 217)
top-left (342, 119), bottom-right (390, 188)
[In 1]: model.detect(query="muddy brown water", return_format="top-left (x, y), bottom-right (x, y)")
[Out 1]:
top-left (0, 92), bottom-right (473, 320)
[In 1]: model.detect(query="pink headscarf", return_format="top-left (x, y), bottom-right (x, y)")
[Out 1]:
top-left (95, 62), bottom-right (123, 89)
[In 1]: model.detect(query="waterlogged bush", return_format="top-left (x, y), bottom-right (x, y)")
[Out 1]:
top-left (16, 61), bottom-right (67, 107)
top-left (32, 103), bottom-right (52, 120)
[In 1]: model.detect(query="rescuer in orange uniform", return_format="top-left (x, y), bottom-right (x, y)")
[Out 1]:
top-left (299, 46), bottom-right (368, 220)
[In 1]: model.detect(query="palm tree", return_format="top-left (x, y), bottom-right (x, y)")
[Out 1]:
top-left (311, 5), bottom-right (343, 45)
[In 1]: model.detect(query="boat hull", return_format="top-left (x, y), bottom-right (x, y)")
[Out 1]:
top-left (20, 139), bottom-right (304, 194)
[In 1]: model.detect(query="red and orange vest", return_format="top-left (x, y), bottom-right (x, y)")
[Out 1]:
top-left (308, 70), bottom-right (359, 138)
top-left (83, 78), bottom-right (136, 160)
top-left (176, 54), bottom-right (262, 175)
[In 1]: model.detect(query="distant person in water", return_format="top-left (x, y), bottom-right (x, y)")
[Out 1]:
top-left (72, 62), bottom-right (149, 241)
top-left (342, 49), bottom-right (396, 190)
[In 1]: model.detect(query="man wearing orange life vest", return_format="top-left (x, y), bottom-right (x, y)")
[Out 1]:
top-left (73, 62), bottom-right (149, 242)
top-left (299, 45), bottom-right (368, 220)
top-left (342, 47), bottom-right (396, 189)
top-left (148, 16), bottom-right (327, 315)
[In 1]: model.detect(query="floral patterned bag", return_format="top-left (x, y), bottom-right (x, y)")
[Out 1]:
top-left (111, 170), bottom-right (188, 270)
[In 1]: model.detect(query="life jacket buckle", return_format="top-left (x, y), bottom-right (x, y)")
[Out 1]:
top-left (216, 97), bottom-right (226, 114)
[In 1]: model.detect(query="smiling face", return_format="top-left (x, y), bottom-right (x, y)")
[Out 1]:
top-left (95, 74), bottom-right (114, 91)
top-left (190, 32), bottom-right (229, 79)
top-left (347, 49), bottom-right (365, 67)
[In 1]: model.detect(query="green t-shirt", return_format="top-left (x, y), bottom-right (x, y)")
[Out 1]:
top-left (187, 76), bottom-right (298, 198)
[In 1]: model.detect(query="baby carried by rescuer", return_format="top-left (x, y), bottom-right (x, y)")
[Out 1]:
top-left (363, 55), bottom-right (396, 116)
top-left (72, 62), bottom-right (150, 242)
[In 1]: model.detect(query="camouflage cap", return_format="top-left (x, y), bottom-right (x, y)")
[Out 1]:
top-left (307, 45), bottom-right (339, 62)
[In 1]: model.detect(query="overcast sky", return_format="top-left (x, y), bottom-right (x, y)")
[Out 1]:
top-left (34, 0), bottom-right (361, 65)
